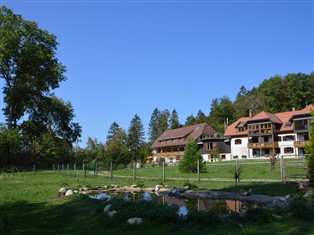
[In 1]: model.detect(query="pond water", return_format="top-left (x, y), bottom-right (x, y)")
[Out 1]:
top-left (90, 192), bottom-right (260, 216)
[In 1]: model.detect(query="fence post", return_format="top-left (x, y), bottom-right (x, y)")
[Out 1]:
top-left (57, 164), bottom-right (60, 171)
top-left (110, 162), bottom-right (113, 179)
top-left (133, 160), bottom-right (136, 180)
top-left (52, 164), bottom-right (55, 171)
top-left (33, 164), bottom-right (36, 172)
top-left (197, 160), bottom-right (200, 182)
top-left (83, 163), bottom-right (87, 178)
top-left (280, 155), bottom-right (286, 183)
top-left (94, 162), bottom-right (98, 177)
top-left (74, 163), bottom-right (77, 177)
top-left (162, 161), bottom-right (165, 182)
top-left (62, 164), bottom-right (64, 174)
top-left (67, 164), bottom-right (69, 176)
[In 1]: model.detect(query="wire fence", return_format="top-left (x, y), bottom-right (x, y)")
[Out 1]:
top-left (1, 155), bottom-right (312, 183)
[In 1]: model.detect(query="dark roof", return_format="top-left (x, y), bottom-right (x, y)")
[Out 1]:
top-left (151, 123), bottom-right (217, 149)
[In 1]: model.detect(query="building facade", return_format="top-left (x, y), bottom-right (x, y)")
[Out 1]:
top-left (224, 105), bottom-right (313, 160)
top-left (151, 123), bottom-right (231, 163)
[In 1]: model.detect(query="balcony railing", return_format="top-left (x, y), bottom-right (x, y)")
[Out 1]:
top-left (248, 142), bottom-right (279, 149)
top-left (294, 141), bottom-right (310, 148)
top-left (153, 151), bottom-right (184, 157)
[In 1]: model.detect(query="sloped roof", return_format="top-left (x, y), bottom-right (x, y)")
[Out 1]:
top-left (151, 123), bottom-right (217, 149)
top-left (247, 111), bottom-right (282, 124)
top-left (224, 117), bottom-right (251, 137)
top-left (224, 105), bottom-right (314, 137)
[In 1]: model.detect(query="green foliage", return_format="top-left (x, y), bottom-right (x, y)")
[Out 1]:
top-left (241, 208), bottom-right (273, 224)
top-left (208, 96), bottom-right (237, 133)
top-left (0, 7), bottom-right (81, 165)
top-left (102, 198), bottom-right (178, 226)
top-left (0, 124), bottom-right (25, 166)
top-left (305, 111), bottom-right (314, 183)
top-left (170, 109), bottom-right (181, 129)
top-left (105, 122), bottom-right (128, 165)
top-left (179, 137), bottom-right (206, 173)
top-left (148, 108), bottom-right (162, 143)
top-left (127, 114), bottom-right (145, 161)
top-left (185, 211), bottom-right (220, 227)
top-left (287, 196), bottom-right (314, 219)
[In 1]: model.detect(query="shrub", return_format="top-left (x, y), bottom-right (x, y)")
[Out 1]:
top-left (241, 208), bottom-right (273, 224)
top-left (287, 196), bottom-right (314, 219)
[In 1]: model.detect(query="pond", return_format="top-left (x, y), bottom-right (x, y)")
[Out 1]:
top-left (90, 191), bottom-right (261, 216)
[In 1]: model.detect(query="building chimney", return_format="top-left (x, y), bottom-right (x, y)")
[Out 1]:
top-left (249, 109), bottom-right (253, 118)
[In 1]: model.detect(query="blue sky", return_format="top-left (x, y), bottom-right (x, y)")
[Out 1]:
top-left (1, 0), bottom-right (313, 146)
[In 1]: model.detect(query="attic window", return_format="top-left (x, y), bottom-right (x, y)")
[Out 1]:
top-left (285, 122), bottom-right (292, 127)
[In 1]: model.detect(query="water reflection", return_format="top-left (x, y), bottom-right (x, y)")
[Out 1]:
top-left (90, 192), bottom-right (256, 216)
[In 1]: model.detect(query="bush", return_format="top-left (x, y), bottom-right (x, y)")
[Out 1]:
top-left (185, 211), bottom-right (220, 227)
top-left (287, 196), bottom-right (314, 219)
top-left (241, 208), bottom-right (273, 224)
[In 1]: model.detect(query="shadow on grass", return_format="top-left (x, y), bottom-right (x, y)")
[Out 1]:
top-left (0, 195), bottom-right (111, 235)
top-left (219, 181), bottom-right (297, 196)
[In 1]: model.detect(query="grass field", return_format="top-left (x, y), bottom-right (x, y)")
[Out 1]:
top-left (1, 169), bottom-right (314, 235)
top-left (109, 158), bottom-right (307, 181)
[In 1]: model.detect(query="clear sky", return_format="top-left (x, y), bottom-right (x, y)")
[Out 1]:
top-left (1, 0), bottom-right (313, 147)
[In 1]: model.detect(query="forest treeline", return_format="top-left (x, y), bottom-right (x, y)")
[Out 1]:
top-left (79, 72), bottom-right (314, 167)
top-left (1, 6), bottom-right (313, 167)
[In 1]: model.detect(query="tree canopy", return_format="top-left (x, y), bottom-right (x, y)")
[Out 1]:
top-left (0, 7), bottom-right (81, 165)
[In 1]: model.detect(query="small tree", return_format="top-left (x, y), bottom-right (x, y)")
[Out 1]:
top-left (179, 137), bottom-right (205, 173)
top-left (305, 110), bottom-right (314, 184)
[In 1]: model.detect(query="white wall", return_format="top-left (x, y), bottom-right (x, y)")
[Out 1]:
top-left (231, 137), bottom-right (249, 159)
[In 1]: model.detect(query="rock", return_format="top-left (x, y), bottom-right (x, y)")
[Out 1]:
top-left (131, 185), bottom-right (139, 188)
top-left (272, 213), bottom-right (283, 219)
top-left (127, 217), bottom-right (143, 225)
top-left (82, 187), bottom-right (89, 191)
top-left (59, 187), bottom-right (67, 194)
top-left (103, 204), bottom-right (112, 213)
top-left (73, 190), bottom-right (79, 194)
top-left (155, 184), bottom-right (162, 192)
top-left (78, 187), bottom-right (83, 191)
top-left (107, 210), bottom-right (117, 217)
top-left (65, 190), bottom-right (73, 196)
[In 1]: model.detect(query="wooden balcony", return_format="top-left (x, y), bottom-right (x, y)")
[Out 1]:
top-left (294, 141), bottom-right (310, 148)
top-left (248, 142), bottom-right (279, 149)
top-left (153, 151), bottom-right (184, 157)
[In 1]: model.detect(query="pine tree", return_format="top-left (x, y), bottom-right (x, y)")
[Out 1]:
top-left (178, 137), bottom-right (206, 173)
top-left (160, 109), bottom-right (170, 133)
top-left (127, 114), bottom-right (145, 161)
top-left (170, 109), bottom-right (180, 129)
top-left (148, 108), bottom-right (161, 142)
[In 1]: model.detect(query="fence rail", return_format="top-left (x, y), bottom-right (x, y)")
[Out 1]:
top-left (2, 155), bottom-right (312, 183)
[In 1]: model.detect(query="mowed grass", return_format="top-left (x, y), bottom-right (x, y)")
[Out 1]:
top-left (111, 159), bottom-right (307, 181)
top-left (0, 170), bottom-right (312, 235)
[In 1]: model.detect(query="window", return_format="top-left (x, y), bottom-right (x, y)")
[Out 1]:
top-left (233, 155), bottom-right (238, 159)
top-left (283, 135), bottom-right (294, 141)
top-left (284, 147), bottom-right (294, 154)
top-left (235, 139), bottom-right (242, 145)
top-left (241, 155), bottom-right (247, 159)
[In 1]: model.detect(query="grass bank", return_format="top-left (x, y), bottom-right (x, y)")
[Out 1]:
top-left (1, 171), bottom-right (313, 234)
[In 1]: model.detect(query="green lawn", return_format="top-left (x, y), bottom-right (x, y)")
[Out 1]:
top-left (1, 170), bottom-right (313, 235)
top-left (110, 159), bottom-right (307, 181)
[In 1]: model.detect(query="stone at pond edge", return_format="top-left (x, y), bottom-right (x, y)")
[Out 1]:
top-left (107, 210), bottom-right (117, 217)
top-left (104, 204), bottom-right (112, 213)
top-left (127, 218), bottom-right (143, 225)
top-left (59, 187), bottom-right (67, 194)
top-left (65, 190), bottom-right (73, 196)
